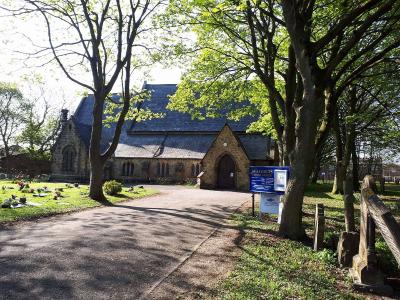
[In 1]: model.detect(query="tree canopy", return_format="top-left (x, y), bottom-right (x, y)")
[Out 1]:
top-left (162, 0), bottom-right (400, 239)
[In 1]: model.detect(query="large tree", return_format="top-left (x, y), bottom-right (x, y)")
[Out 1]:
top-left (332, 66), bottom-right (400, 194)
top-left (7, 0), bottom-right (164, 201)
top-left (17, 98), bottom-right (62, 159)
top-left (165, 0), bottom-right (400, 238)
top-left (0, 82), bottom-right (29, 158)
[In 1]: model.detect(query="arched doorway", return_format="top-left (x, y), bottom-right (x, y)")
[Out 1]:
top-left (62, 146), bottom-right (76, 173)
top-left (217, 154), bottom-right (236, 189)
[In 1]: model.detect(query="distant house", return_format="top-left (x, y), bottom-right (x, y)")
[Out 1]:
top-left (51, 84), bottom-right (274, 190)
top-left (383, 163), bottom-right (400, 182)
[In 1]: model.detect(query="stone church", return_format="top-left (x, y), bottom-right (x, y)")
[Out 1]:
top-left (51, 83), bottom-right (274, 190)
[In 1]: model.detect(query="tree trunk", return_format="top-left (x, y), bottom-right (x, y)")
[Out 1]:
top-left (279, 167), bottom-right (308, 239)
top-left (352, 140), bottom-right (360, 191)
top-left (332, 110), bottom-right (344, 194)
top-left (274, 141), bottom-right (280, 165)
top-left (343, 175), bottom-right (356, 232)
top-left (89, 159), bottom-right (106, 201)
top-left (332, 161), bottom-right (345, 194)
top-left (88, 93), bottom-right (106, 202)
top-left (1, 137), bottom-right (10, 158)
top-left (311, 160), bottom-right (321, 184)
top-left (311, 145), bottom-right (323, 184)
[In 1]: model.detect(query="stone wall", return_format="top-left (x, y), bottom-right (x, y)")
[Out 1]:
top-left (51, 120), bottom-right (271, 188)
top-left (0, 154), bottom-right (51, 176)
top-left (112, 158), bottom-right (202, 183)
top-left (200, 125), bottom-right (250, 191)
top-left (51, 120), bottom-right (89, 180)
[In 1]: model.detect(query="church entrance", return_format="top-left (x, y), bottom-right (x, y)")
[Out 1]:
top-left (217, 154), bottom-right (236, 189)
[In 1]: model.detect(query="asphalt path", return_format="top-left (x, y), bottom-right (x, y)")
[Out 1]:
top-left (0, 185), bottom-right (249, 299)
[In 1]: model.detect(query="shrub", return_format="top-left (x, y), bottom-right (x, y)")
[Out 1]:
top-left (1, 198), bottom-right (11, 208)
top-left (315, 248), bottom-right (337, 265)
top-left (103, 180), bottom-right (122, 196)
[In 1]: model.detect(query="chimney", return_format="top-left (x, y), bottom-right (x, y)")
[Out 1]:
top-left (60, 109), bottom-right (69, 127)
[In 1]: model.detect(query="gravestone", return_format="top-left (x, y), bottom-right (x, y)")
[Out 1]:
top-left (313, 203), bottom-right (325, 251)
top-left (337, 231), bottom-right (359, 267)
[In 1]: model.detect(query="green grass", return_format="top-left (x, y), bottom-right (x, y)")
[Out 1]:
top-left (0, 180), bottom-right (157, 223)
top-left (304, 183), bottom-right (399, 277)
top-left (383, 182), bottom-right (400, 198)
top-left (217, 182), bottom-right (400, 299)
top-left (218, 210), bottom-right (358, 299)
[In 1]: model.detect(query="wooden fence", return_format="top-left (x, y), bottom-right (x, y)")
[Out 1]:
top-left (351, 175), bottom-right (400, 292)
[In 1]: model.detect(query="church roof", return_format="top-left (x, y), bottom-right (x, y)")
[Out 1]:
top-left (71, 84), bottom-right (271, 160)
top-left (115, 134), bottom-right (216, 159)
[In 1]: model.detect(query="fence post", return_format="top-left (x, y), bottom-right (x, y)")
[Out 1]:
top-left (350, 175), bottom-right (393, 295)
top-left (313, 203), bottom-right (325, 251)
top-left (252, 193), bottom-right (255, 217)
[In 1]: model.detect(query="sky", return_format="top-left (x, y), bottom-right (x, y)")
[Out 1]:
top-left (0, 9), bottom-right (183, 112)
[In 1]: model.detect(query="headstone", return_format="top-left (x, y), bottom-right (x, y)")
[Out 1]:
top-left (337, 231), bottom-right (359, 267)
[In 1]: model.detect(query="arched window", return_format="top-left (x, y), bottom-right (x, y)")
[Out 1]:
top-left (157, 162), bottom-right (161, 176)
top-left (191, 164), bottom-right (201, 177)
top-left (157, 162), bottom-right (170, 177)
top-left (196, 164), bottom-right (201, 175)
top-left (62, 146), bottom-right (76, 172)
top-left (191, 164), bottom-right (196, 177)
top-left (122, 162), bottom-right (134, 176)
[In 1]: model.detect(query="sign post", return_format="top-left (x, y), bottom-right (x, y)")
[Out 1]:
top-left (249, 166), bottom-right (290, 223)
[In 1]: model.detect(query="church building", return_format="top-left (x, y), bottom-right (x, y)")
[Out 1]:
top-left (51, 84), bottom-right (274, 191)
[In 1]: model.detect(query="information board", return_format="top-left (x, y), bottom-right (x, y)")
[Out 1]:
top-left (249, 166), bottom-right (290, 194)
top-left (260, 193), bottom-right (280, 214)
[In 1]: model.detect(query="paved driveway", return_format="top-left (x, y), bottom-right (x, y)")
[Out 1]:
top-left (0, 186), bottom-right (249, 299)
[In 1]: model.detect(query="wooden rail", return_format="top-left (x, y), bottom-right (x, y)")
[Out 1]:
top-left (351, 175), bottom-right (400, 292)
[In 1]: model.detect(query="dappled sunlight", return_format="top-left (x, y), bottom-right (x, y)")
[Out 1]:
top-left (0, 187), bottom-right (248, 298)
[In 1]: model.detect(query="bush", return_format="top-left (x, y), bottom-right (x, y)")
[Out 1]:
top-left (103, 180), bottom-right (122, 196)
top-left (315, 248), bottom-right (337, 265)
top-left (1, 198), bottom-right (12, 208)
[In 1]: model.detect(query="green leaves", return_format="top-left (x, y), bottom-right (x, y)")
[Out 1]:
top-left (103, 90), bottom-right (164, 127)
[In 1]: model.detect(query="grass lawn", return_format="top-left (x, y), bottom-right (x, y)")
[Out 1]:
top-left (217, 182), bottom-right (400, 299)
top-left (0, 180), bottom-right (157, 223)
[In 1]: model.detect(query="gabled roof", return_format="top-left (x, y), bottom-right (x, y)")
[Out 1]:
top-left (73, 84), bottom-right (258, 134)
top-left (128, 84), bottom-right (257, 133)
top-left (70, 83), bottom-right (271, 160)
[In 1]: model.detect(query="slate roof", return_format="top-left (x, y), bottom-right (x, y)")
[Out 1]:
top-left (72, 84), bottom-right (271, 160)
top-left (114, 134), bottom-right (216, 159)
top-left (128, 84), bottom-right (257, 132)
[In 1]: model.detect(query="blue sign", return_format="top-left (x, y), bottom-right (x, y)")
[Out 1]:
top-left (249, 166), bottom-right (290, 194)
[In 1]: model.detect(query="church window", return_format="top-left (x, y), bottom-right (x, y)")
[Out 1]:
top-left (196, 164), bottom-right (201, 175)
top-left (191, 164), bottom-right (196, 177)
top-left (191, 163), bottom-right (201, 177)
top-left (157, 162), bottom-right (161, 176)
top-left (62, 146), bottom-right (76, 172)
top-left (122, 162), bottom-right (134, 176)
top-left (157, 162), bottom-right (170, 177)
top-left (161, 163), bottom-right (165, 176)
